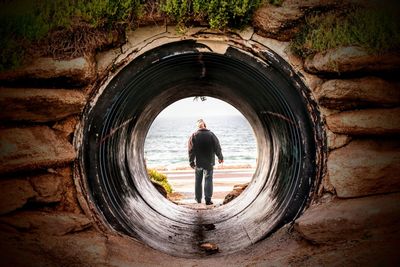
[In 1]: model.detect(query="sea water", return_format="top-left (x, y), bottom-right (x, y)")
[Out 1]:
top-left (144, 115), bottom-right (257, 170)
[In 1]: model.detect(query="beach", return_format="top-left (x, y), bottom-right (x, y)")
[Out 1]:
top-left (145, 114), bottom-right (257, 205)
top-left (160, 166), bottom-right (255, 205)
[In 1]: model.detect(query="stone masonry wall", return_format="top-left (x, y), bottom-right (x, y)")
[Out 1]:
top-left (0, 1), bottom-right (399, 265)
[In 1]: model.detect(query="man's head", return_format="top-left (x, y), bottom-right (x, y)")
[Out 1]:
top-left (197, 119), bottom-right (206, 129)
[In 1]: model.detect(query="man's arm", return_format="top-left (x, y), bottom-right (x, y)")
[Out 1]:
top-left (212, 133), bottom-right (224, 162)
top-left (188, 134), bottom-right (196, 168)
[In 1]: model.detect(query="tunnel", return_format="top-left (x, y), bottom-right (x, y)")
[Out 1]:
top-left (78, 39), bottom-right (325, 258)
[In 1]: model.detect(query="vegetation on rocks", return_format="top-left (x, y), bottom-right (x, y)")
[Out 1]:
top-left (3, 0), bottom-right (398, 70)
top-left (162, 0), bottom-right (262, 29)
top-left (147, 169), bottom-right (173, 193)
top-left (0, 0), bottom-right (263, 71)
top-left (291, 7), bottom-right (400, 58)
top-left (0, 0), bottom-right (144, 71)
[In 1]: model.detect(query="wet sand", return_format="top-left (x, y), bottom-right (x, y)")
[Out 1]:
top-left (162, 167), bottom-right (255, 206)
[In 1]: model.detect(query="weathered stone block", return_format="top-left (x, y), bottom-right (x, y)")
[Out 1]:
top-left (326, 130), bottom-right (351, 150)
top-left (316, 77), bottom-right (400, 110)
top-left (223, 183), bottom-right (249, 204)
top-left (0, 126), bottom-right (76, 175)
top-left (55, 168), bottom-right (82, 213)
top-left (295, 193), bottom-right (400, 243)
top-left (52, 116), bottom-right (79, 139)
top-left (253, 4), bottom-right (302, 41)
top-left (328, 139), bottom-right (400, 198)
top-left (305, 46), bottom-right (400, 74)
top-left (53, 168), bottom-right (80, 210)
top-left (326, 108), bottom-right (400, 135)
top-left (321, 174), bottom-right (335, 194)
top-left (30, 173), bottom-right (63, 203)
top-left (0, 168), bottom-right (75, 214)
top-left (319, 107), bottom-right (340, 118)
top-left (0, 211), bottom-right (91, 235)
top-left (0, 180), bottom-right (36, 215)
top-left (0, 57), bottom-right (95, 86)
top-left (253, 0), bottom-right (342, 41)
top-left (0, 88), bottom-right (86, 122)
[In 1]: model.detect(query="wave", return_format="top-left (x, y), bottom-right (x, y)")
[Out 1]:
top-left (144, 115), bottom-right (257, 169)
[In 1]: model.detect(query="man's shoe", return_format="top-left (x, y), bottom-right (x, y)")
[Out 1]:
top-left (196, 199), bottom-right (201, 204)
top-left (205, 201), bottom-right (213, 205)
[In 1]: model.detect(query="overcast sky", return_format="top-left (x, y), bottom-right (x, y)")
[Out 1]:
top-left (157, 97), bottom-right (242, 118)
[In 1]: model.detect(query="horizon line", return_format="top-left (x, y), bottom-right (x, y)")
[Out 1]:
top-left (156, 113), bottom-right (245, 118)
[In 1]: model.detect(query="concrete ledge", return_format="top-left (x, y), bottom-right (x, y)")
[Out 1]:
top-left (0, 57), bottom-right (95, 86)
top-left (316, 77), bottom-right (400, 110)
top-left (0, 126), bottom-right (76, 175)
top-left (295, 193), bottom-right (400, 244)
top-left (305, 46), bottom-right (400, 74)
top-left (328, 139), bottom-right (400, 198)
top-left (0, 88), bottom-right (86, 122)
top-left (326, 108), bottom-right (400, 135)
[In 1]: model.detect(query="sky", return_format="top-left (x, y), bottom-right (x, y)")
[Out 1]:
top-left (157, 97), bottom-right (242, 118)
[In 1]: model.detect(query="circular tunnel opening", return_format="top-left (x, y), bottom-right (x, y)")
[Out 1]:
top-left (144, 97), bottom-right (257, 206)
top-left (79, 40), bottom-right (325, 257)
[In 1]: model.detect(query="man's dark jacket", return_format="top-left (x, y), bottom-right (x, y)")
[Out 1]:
top-left (188, 128), bottom-right (223, 169)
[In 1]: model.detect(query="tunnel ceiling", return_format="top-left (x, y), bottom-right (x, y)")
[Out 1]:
top-left (78, 39), bottom-right (326, 257)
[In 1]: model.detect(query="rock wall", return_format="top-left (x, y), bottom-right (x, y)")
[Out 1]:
top-left (0, 1), bottom-right (399, 265)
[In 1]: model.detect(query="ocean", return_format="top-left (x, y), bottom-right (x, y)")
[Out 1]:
top-left (144, 115), bottom-right (257, 170)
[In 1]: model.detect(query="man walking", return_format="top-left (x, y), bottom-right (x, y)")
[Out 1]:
top-left (188, 119), bottom-right (224, 205)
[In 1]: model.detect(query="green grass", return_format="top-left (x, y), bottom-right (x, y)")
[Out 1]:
top-left (148, 169), bottom-right (173, 193)
top-left (291, 8), bottom-right (400, 58)
top-left (0, 0), bottom-right (143, 71)
top-left (0, 0), bottom-right (263, 71)
top-left (3, 1), bottom-right (398, 71)
top-left (161, 0), bottom-right (262, 29)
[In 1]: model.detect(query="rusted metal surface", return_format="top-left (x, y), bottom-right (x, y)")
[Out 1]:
top-left (77, 40), bottom-right (326, 257)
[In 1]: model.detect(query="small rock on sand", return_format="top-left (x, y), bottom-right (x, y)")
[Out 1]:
top-left (200, 242), bottom-right (219, 254)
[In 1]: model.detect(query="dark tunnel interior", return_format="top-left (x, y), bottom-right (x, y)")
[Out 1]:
top-left (78, 40), bottom-right (326, 257)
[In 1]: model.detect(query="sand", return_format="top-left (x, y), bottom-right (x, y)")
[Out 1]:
top-left (162, 167), bottom-right (255, 205)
